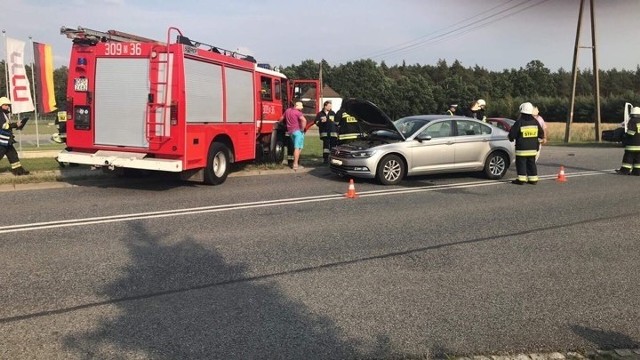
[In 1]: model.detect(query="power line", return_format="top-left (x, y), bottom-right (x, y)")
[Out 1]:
top-left (349, 0), bottom-right (518, 61)
top-left (372, 0), bottom-right (550, 61)
top-left (346, 0), bottom-right (552, 63)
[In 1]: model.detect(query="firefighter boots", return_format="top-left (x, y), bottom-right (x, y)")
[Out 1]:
top-left (11, 166), bottom-right (30, 176)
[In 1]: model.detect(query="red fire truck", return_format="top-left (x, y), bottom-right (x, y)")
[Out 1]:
top-left (57, 26), bottom-right (319, 184)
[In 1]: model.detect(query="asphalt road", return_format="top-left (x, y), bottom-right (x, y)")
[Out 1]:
top-left (1, 146), bottom-right (638, 359)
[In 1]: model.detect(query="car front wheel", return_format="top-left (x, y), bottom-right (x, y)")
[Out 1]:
top-left (484, 151), bottom-right (508, 179)
top-left (376, 154), bottom-right (405, 185)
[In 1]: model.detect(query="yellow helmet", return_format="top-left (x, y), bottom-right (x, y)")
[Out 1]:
top-left (0, 97), bottom-right (11, 106)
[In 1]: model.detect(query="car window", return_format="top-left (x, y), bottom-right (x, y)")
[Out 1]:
top-left (489, 120), bottom-right (506, 130)
top-left (480, 123), bottom-right (492, 134)
top-left (455, 120), bottom-right (491, 136)
top-left (395, 117), bottom-right (431, 138)
top-left (420, 121), bottom-right (451, 138)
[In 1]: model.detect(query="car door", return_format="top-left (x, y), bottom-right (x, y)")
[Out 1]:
top-left (453, 120), bottom-right (492, 169)
top-left (408, 120), bottom-right (455, 173)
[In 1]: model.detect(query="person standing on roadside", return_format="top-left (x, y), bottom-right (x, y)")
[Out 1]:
top-left (508, 102), bottom-right (545, 185)
top-left (281, 101), bottom-right (307, 170)
top-left (445, 104), bottom-right (458, 116)
top-left (616, 106), bottom-right (640, 175)
top-left (315, 100), bottom-right (337, 164)
top-left (532, 106), bottom-right (548, 163)
top-left (0, 97), bottom-right (30, 176)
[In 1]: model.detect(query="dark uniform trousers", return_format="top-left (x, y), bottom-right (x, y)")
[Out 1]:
top-left (0, 144), bottom-right (21, 170)
top-left (515, 155), bottom-right (538, 182)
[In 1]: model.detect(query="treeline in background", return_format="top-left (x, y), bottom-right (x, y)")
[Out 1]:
top-left (283, 59), bottom-right (640, 123)
top-left (2, 58), bottom-right (639, 123)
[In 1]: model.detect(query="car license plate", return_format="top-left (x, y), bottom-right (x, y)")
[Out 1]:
top-left (330, 159), bottom-right (343, 166)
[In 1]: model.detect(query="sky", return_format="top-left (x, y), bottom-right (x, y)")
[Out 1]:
top-left (2, 0), bottom-right (640, 72)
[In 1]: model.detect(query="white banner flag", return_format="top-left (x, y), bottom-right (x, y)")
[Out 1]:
top-left (6, 37), bottom-right (35, 114)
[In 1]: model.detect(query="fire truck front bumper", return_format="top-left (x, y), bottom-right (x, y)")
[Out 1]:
top-left (56, 150), bottom-right (183, 172)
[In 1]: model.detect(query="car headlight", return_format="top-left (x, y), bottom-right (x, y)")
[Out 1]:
top-left (351, 150), bottom-right (377, 158)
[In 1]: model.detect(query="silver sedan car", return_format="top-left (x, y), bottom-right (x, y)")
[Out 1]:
top-left (330, 99), bottom-right (516, 185)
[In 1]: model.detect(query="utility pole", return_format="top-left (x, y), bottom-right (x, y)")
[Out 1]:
top-left (590, 0), bottom-right (602, 142)
top-left (565, 0), bottom-right (601, 143)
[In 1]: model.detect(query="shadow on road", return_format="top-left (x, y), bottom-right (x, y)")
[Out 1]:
top-left (62, 221), bottom-right (358, 359)
top-left (58, 166), bottom-right (192, 191)
top-left (571, 324), bottom-right (639, 350)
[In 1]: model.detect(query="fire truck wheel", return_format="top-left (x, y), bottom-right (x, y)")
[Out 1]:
top-left (204, 142), bottom-right (230, 185)
top-left (271, 140), bottom-right (285, 164)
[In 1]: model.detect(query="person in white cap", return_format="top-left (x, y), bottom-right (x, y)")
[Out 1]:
top-left (0, 97), bottom-right (30, 176)
top-left (508, 102), bottom-right (545, 185)
top-left (445, 104), bottom-right (458, 116)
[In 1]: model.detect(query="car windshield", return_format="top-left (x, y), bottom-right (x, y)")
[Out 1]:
top-left (394, 117), bottom-right (431, 138)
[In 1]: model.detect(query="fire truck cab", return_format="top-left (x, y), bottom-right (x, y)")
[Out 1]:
top-left (57, 26), bottom-right (318, 184)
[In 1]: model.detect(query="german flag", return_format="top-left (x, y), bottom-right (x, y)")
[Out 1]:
top-left (33, 42), bottom-right (57, 113)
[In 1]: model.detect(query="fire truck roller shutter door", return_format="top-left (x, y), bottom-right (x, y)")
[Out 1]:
top-left (184, 59), bottom-right (223, 123)
top-left (95, 58), bottom-right (149, 147)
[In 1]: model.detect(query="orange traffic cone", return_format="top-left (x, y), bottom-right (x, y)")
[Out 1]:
top-left (556, 166), bottom-right (567, 182)
top-left (345, 179), bottom-right (358, 198)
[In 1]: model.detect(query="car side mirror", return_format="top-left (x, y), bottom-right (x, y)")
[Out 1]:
top-left (416, 134), bottom-right (432, 142)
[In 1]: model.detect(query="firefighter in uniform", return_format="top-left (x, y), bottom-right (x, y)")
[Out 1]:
top-left (0, 97), bottom-right (30, 176)
top-left (445, 104), bottom-right (458, 116)
top-left (508, 102), bottom-right (544, 185)
top-left (616, 106), bottom-right (640, 175)
top-left (464, 99), bottom-right (487, 122)
top-left (315, 100), bottom-right (337, 164)
top-left (336, 107), bottom-right (364, 145)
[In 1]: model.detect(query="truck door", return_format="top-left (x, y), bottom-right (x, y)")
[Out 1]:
top-left (288, 80), bottom-right (320, 130)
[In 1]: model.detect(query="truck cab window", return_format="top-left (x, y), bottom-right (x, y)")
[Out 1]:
top-left (260, 77), bottom-right (272, 101)
top-left (274, 80), bottom-right (281, 100)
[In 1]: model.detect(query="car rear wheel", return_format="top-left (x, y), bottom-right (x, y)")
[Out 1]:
top-left (484, 151), bottom-right (508, 179)
top-left (377, 154), bottom-right (405, 185)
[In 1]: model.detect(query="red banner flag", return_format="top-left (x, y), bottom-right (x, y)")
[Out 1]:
top-left (33, 42), bottom-right (57, 113)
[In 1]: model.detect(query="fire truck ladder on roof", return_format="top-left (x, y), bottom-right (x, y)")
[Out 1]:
top-left (60, 26), bottom-right (162, 44)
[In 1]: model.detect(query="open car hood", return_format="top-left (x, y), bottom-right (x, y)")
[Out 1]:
top-left (340, 98), bottom-right (404, 140)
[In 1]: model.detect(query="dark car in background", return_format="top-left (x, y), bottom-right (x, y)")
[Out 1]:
top-left (329, 99), bottom-right (515, 185)
top-left (486, 117), bottom-right (516, 132)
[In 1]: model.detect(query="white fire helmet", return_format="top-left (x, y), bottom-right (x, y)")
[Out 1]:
top-left (630, 107), bottom-right (640, 116)
top-left (0, 97), bottom-right (11, 106)
top-left (519, 102), bottom-right (534, 115)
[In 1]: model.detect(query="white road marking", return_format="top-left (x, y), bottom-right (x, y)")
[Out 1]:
top-left (1, 169), bottom-right (614, 235)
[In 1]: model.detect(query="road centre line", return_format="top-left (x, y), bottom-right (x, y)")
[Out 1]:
top-left (1, 169), bottom-right (612, 235)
